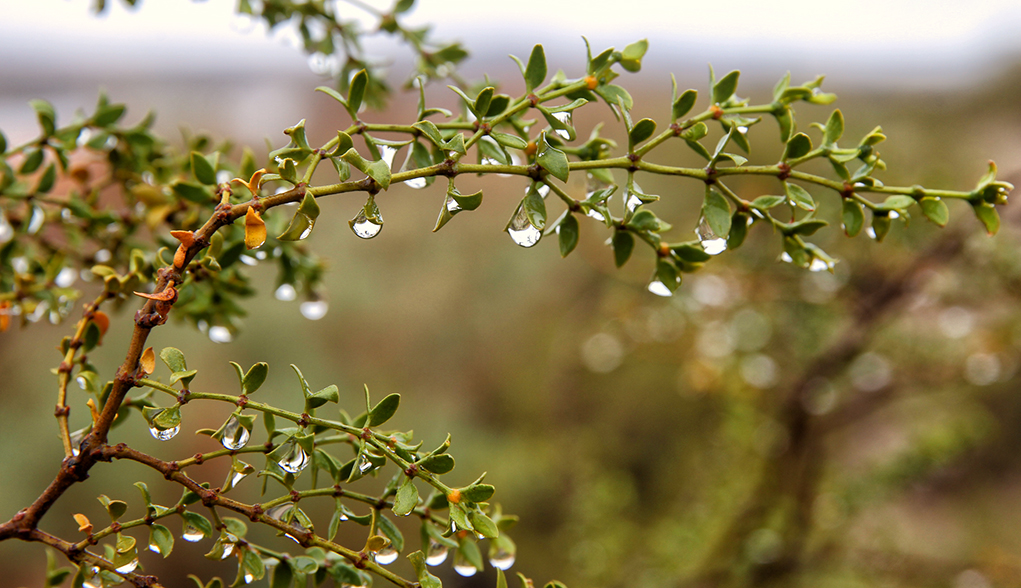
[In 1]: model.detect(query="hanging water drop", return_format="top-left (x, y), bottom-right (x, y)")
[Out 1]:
top-left (221, 414), bottom-right (250, 450)
top-left (149, 540), bottom-right (160, 553)
top-left (229, 470), bottom-right (248, 488)
top-left (240, 254), bottom-right (257, 266)
top-left (446, 196), bottom-right (462, 213)
top-left (149, 424), bottom-right (180, 441)
top-left (489, 548), bottom-right (516, 570)
top-left (358, 457), bottom-right (373, 473)
top-left (647, 279), bottom-right (673, 297)
top-left (506, 204), bottom-right (541, 248)
top-left (76, 376), bottom-right (88, 390)
top-left (425, 541), bottom-right (449, 566)
top-left (221, 541), bottom-right (235, 559)
top-left (808, 258), bottom-right (833, 272)
top-left (208, 326), bottom-right (233, 344)
top-left (181, 523), bottom-right (204, 542)
top-left (27, 207), bottom-right (44, 234)
top-left (266, 504), bottom-right (294, 522)
top-left (81, 567), bottom-right (102, 588)
top-left (277, 441), bottom-right (309, 474)
top-left (586, 208), bottom-right (605, 222)
top-left (696, 216), bottom-right (727, 255)
top-left (70, 430), bottom-right (84, 457)
top-left (275, 284), bottom-right (296, 301)
top-left (300, 300), bottom-right (328, 320)
top-left (55, 267), bottom-right (77, 288)
top-left (350, 210), bottom-right (383, 239)
top-left (378, 145), bottom-right (397, 170)
top-left (404, 177), bottom-right (427, 189)
top-left (374, 544), bottom-right (399, 565)
top-left (244, 572), bottom-right (255, 584)
top-left (453, 551), bottom-right (478, 577)
top-left (552, 111), bottom-right (573, 139)
top-left (115, 558), bottom-right (139, 574)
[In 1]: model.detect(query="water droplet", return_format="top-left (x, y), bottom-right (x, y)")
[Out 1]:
top-left (266, 504), bottom-right (293, 521)
top-left (404, 177), bottom-right (427, 189)
top-left (12, 256), bottom-right (29, 274)
top-left (277, 442), bottom-right (309, 474)
top-left (889, 211), bottom-right (900, 220)
top-left (240, 254), bottom-right (257, 266)
top-left (244, 572), bottom-right (255, 584)
top-left (70, 430), bottom-right (84, 457)
top-left (76, 376), bottom-right (88, 390)
top-left (445, 196), bottom-right (462, 213)
top-left (27, 207), bottom-right (44, 234)
top-left (208, 326), bottom-right (233, 344)
top-left (536, 183), bottom-right (550, 199)
top-left (506, 204), bottom-right (541, 248)
top-left (586, 208), bottom-right (606, 222)
top-left (808, 258), bottom-right (833, 272)
top-left (647, 279), bottom-right (673, 297)
top-left (307, 52), bottom-right (333, 75)
top-left (77, 127), bottom-right (93, 147)
top-left (150, 423), bottom-right (180, 441)
top-left (780, 252), bottom-right (794, 264)
top-left (230, 470), bottom-right (248, 488)
top-left (275, 284), bottom-right (296, 301)
top-left (378, 146), bottom-right (397, 170)
top-left (425, 541), bottom-right (449, 566)
top-left (489, 548), bottom-right (515, 570)
top-left (221, 415), bottom-right (250, 450)
top-left (115, 558), bottom-right (139, 574)
top-left (696, 216), bottom-right (727, 255)
top-left (149, 541), bottom-right (160, 553)
top-left (453, 551), bottom-right (478, 577)
top-left (737, 126), bottom-right (748, 134)
top-left (300, 300), bottom-right (328, 320)
top-left (94, 249), bottom-right (112, 263)
top-left (358, 457), bottom-right (373, 473)
top-left (374, 544), bottom-right (398, 565)
top-left (81, 567), bottom-right (102, 588)
top-left (181, 523), bottom-right (204, 542)
top-left (221, 541), bottom-right (235, 559)
top-left (552, 111), bottom-right (573, 139)
top-left (350, 210), bottom-right (383, 239)
top-left (55, 267), bottom-right (77, 288)
top-left (865, 226), bottom-right (877, 239)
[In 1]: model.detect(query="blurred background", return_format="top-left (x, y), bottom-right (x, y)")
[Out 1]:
top-left (3, 1), bottom-right (1021, 587)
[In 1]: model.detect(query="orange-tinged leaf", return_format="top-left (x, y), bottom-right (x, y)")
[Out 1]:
top-left (231, 168), bottom-right (267, 196)
top-left (140, 346), bottom-right (155, 374)
top-left (173, 245), bottom-right (187, 268)
top-left (245, 207), bottom-right (266, 250)
top-left (0, 301), bottom-right (10, 332)
top-left (91, 311), bottom-right (110, 336)
top-left (73, 513), bottom-right (93, 534)
top-left (133, 285), bottom-right (176, 302)
top-left (169, 230), bottom-right (196, 248)
top-left (86, 398), bottom-right (100, 424)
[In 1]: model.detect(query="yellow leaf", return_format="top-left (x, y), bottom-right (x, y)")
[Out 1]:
top-left (140, 346), bottom-right (155, 374)
top-left (245, 207), bottom-right (267, 250)
top-left (73, 513), bottom-right (93, 534)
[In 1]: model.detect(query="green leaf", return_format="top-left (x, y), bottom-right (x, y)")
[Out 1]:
top-left (290, 556), bottom-right (319, 574)
top-left (181, 511), bottom-right (213, 540)
top-left (973, 202), bottom-right (999, 235)
top-left (469, 510), bottom-right (499, 538)
top-left (149, 524), bottom-right (174, 557)
top-left (369, 393), bottom-right (401, 426)
top-left (271, 560), bottom-right (293, 588)
top-left (462, 484), bottom-right (495, 503)
top-left (522, 184), bottom-right (548, 230)
top-left (19, 148), bottom-right (44, 174)
top-left (474, 87), bottom-right (494, 118)
top-left (619, 38), bottom-right (648, 72)
top-left (842, 199), bottom-right (864, 237)
top-left (171, 181), bottom-right (212, 204)
top-left (629, 118), bottom-right (656, 147)
top-left (785, 183), bottom-right (816, 211)
top-left (491, 132), bottom-right (528, 150)
top-left (97, 495), bottom-right (128, 521)
top-left (306, 385), bottom-right (340, 410)
top-left (612, 230), bottom-right (634, 267)
top-left (160, 347), bottom-right (187, 373)
top-left (594, 84), bottom-right (633, 111)
top-left (751, 194), bottom-right (786, 210)
top-left (412, 121), bottom-right (445, 148)
top-left (376, 514), bottom-right (404, 552)
top-left (408, 551), bottom-right (442, 588)
top-left (823, 109), bottom-right (844, 145)
top-left (728, 212), bottom-right (749, 249)
top-left (230, 362), bottom-right (269, 396)
top-left (524, 45), bottom-right (547, 92)
top-left (880, 195), bottom-right (916, 211)
top-left (702, 188), bottom-right (732, 238)
top-left (35, 163), bottom-right (56, 194)
top-left (0, 130), bottom-right (6, 154)
top-left (871, 214), bottom-right (892, 242)
top-left (787, 219), bottom-right (828, 236)
top-left (920, 197), bottom-right (949, 227)
top-left (655, 259), bottom-right (681, 293)
top-left (672, 86), bottom-right (697, 122)
top-left (153, 405), bottom-right (182, 430)
top-left (712, 70), bottom-right (740, 104)
top-left (190, 151), bottom-right (218, 186)
top-left (783, 132), bottom-right (813, 161)
top-left (348, 70), bottom-right (368, 115)
top-left (30, 99), bottom-right (56, 136)
top-left (419, 453), bottom-right (454, 474)
top-left (393, 478), bottom-right (419, 517)
top-left (557, 213), bottom-right (579, 258)
top-left (536, 133), bottom-right (569, 182)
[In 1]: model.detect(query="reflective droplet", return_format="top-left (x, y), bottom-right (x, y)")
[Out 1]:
top-left (115, 558), bottom-right (139, 574)
top-left (27, 207), bottom-right (44, 235)
top-left (275, 284), bottom-right (296, 301)
top-left (358, 457), bottom-right (373, 473)
top-left (277, 442), bottom-right (309, 474)
top-left (0, 213), bottom-right (12, 244)
top-left (181, 523), bottom-right (204, 542)
top-left (808, 258), bottom-right (833, 272)
top-left (489, 548), bottom-right (515, 570)
top-left (221, 415), bottom-right (250, 450)
top-left (300, 300), bottom-right (328, 321)
top-left (696, 216), bottom-right (727, 255)
top-left (552, 111), bottom-right (573, 139)
top-left (378, 146), bottom-right (397, 170)
top-left (453, 551), bottom-right (478, 577)
top-left (240, 254), bottom-right (257, 266)
top-left (70, 430), bottom-right (85, 457)
top-left (55, 267), bottom-right (77, 288)
top-left (425, 541), bottom-right (449, 566)
top-left (149, 541), bottom-right (160, 553)
top-left (446, 196), bottom-right (462, 213)
top-left (12, 256), bottom-right (29, 274)
top-left (647, 279), bottom-right (673, 297)
top-left (404, 177), bottom-right (427, 189)
top-left (149, 425), bottom-right (180, 441)
top-left (350, 210), bottom-right (383, 239)
top-left (586, 208), bottom-right (605, 222)
top-left (266, 504), bottom-right (294, 522)
top-left (221, 541), bottom-right (235, 559)
top-left (81, 567), bottom-right (102, 588)
top-left (307, 52), bottom-right (337, 75)
top-left (76, 376), bottom-right (88, 390)
top-left (374, 544), bottom-right (399, 565)
top-left (230, 470), bottom-right (248, 488)
top-left (244, 572), bottom-right (255, 584)
top-left (536, 183), bottom-right (550, 198)
top-left (94, 249), bottom-right (112, 263)
top-left (208, 326), bottom-right (233, 344)
top-left (506, 204), bottom-right (541, 248)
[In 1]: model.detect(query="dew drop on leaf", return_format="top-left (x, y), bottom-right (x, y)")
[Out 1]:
top-left (221, 414), bottom-right (250, 450)
top-left (149, 424), bottom-right (180, 441)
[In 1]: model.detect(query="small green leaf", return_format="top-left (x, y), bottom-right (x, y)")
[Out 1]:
top-left (419, 453), bottom-right (454, 474)
top-left (290, 556), bottom-right (319, 574)
top-left (522, 184), bottom-right (547, 230)
top-left (524, 45), bottom-right (547, 92)
top-left (672, 86), bottom-right (697, 122)
top-left (787, 219), bottom-right (828, 236)
top-left (620, 39), bottom-right (648, 72)
top-left (823, 109), bottom-right (844, 145)
top-left (783, 132), bottom-right (813, 161)
top-left (369, 393), bottom-right (401, 427)
top-left (19, 148), bottom-right (44, 174)
top-left (491, 132), bottom-right (528, 150)
top-left (97, 495), bottom-right (128, 521)
top-left (712, 70), bottom-right (740, 104)
top-left (751, 194), bottom-right (786, 210)
top-left (536, 133), bottom-right (569, 182)
top-left (30, 99), bottom-right (56, 136)
top-left (728, 212), bottom-right (749, 249)
top-left (348, 70), bottom-right (368, 115)
top-left (271, 560), bottom-right (293, 588)
top-left (557, 214), bottom-right (579, 258)
top-left (181, 511), bottom-right (213, 540)
top-left (468, 510), bottom-right (499, 539)
top-left (702, 187), bottom-right (732, 238)
top-left (171, 181), bottom-right (212, 204)
top-left (306, 385), bottom-right (340, 410)
top-left (842, 199), bottom-right (864, 237)
top-left (880, 195), bottom-right (916, 211)
top-left (973, 202), bottom-right (999, 235)
top-left (919, 197), bottom-right (949, 227)
top-left (613, 230), bottom-right (634, 267)
top-left (190, 151), bottom-right (218, 186)
top-left (393, 478), bottom-right (419, 517)
top-left (150, 524), bottom-right (174, 557)
top-left (376, 514), bottom-right (405, 552)
top-left (35, 163), bottom-right (56, 194)
top-left (411, 121), bottom-right (445, 148)
top-left (160, 347), bottom-right (187, 373)
top-left (871, 214), bottom-right (892, 242)
top-left (474, 87), bottom-right (494, 119)
top-left (462, 484), bottom-right (495, 503)
top-left (785, 183), bottom-right (816, 211)
top-left (408, 551), bottom-right (442, 588)
top-left (629, 118), bottom-right (656, 147)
